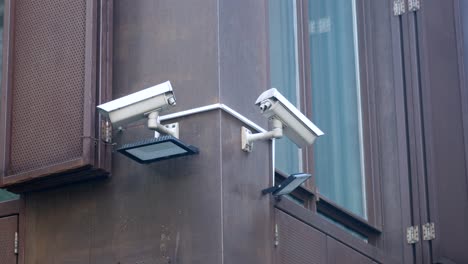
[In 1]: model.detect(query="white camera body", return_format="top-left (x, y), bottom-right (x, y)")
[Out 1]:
top-left (97, 81), bottom-right (176, 127)
top-left (255, 88), bottom-right (324, 147)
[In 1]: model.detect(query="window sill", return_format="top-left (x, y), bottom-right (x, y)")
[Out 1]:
top-left (274, 170), bottom-right (382, 240)
top-left (317, 195), bottom-right (382, 237)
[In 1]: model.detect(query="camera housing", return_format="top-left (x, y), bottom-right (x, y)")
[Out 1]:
top-left (97, 81), bottom-right (176, 127)
top-left (255, 88), bottom-right (323, 147)
top-left (241, 88), bottom-right (323, 152)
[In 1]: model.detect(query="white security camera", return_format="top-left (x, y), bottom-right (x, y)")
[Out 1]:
top-left (97, 81), bottom-right (178, 138)
top-left (97, 81), bottom-right (176, 127)
top-left (242, 88), bottom-right (324, 152)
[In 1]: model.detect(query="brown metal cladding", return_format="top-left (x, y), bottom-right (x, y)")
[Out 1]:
top-left (24, 111), bottom-right (224, 263)
top-left (0, 215), bottom-right (17, 264)
top-left (276, 209), bottom-right (327, 264)
top-left (327, 237), bottom-right (374, 264)
top-left (413, 0), bottom-right (468, 262)
top-left (0, 0), bottom-right (112, 191)
top-left (9, 0), bottom-right (468, 262)
top-left (221, 113), bottom-right (273, 264)
top-left (9, 0), bottom-right (87, 175)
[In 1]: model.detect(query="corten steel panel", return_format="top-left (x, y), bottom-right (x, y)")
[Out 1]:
top-left (0, 0), bottom-right (112, 190)
top-left (218, 0), bottom-right (269, 126)
top-left (363, 0), bottom-right (414, 263)
top-left (414, 0), bottom-right (468, 263)
top-left (112, 0), bottom-right (219, 117)
top-left (9, 0), bottom-right (87, 175)
top-left (275, 198), bottom-right (392, 263)
top-left (0, 200), bottom-right (20, 218)
top-left (326, 236), bottom-right (374, 264)
top-left (0, 215), bottom-right (17, 264)
top-left (24, 111), bottom-right (223, 264)
top-left (399, 7), bottom-right (428, 264)
top-left (276, 209), bottom-right (327, 264)
top-left (462, 0), bottom-right (468, 162)
top-left (461, 0), bottom-right (468, 231)
top-left (221, 113), bottom-right (272, 264)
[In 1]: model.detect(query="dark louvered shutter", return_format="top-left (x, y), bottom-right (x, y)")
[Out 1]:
top-left (0, 0), bottom-right (112, 192)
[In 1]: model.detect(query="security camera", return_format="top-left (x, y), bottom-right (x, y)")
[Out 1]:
top-left (97, 81), bottom-right (176, 127)
top-left (255, 88), bottom-right (324, 146)
top-left (241, 88), bottom-right (324, 152)
top-left (97, 81), bottom-right (179, 138)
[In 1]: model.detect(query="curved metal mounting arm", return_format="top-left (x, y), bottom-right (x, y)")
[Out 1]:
top-left (241, 118), bottom-right (283, 152)
top-left (147, 111), bottom-right (179, 138)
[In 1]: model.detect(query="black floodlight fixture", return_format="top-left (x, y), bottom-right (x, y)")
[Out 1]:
top-left (117, 135), bottom-right (199, 164)
top-left (262, 173), bottom-right (311, 196)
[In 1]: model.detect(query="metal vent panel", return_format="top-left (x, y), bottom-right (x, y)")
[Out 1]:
top-left (0, 216), bottom-right (17, 264)
top-left (276, 209), bottom-right (327, 264)
top-left (9, 0), bottom-right (87, 175)
top-left (327, 237), bottom-right (374, 264)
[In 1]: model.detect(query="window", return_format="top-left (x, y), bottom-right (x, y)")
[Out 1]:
top-left (309, 0), bottom-right (366, 218)
top-left (269, 0), bottom-right (302, 175)
top-left (269, 0), bottom-right (375, 229)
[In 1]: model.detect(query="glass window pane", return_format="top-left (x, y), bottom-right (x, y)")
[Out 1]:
top-left (309, 0), bottom-right (366, 217)
top-left (0, 189), bottom-right (18, 202)
top-left (269, 0), bottom-right (302, 175)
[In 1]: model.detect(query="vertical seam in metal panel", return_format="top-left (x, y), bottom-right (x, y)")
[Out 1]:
top-left (217, 1), bottom-right (223, 260)
top-left (453, 0), bottom-right (468, 215)
top-left (217, 0), bottom-right (222, 105)
top-left (399, 13), bottom-right (418, 264)
top-left (413, 12), bottom-right (434, 263)
top-left (391, 5), bottom-right (411, 262)
top-left (219, 109), bottom-right (224, 264)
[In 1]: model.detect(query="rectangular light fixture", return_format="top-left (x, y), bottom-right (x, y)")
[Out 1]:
top-left (117, 135), bottom-right (199, 164)
top-left (262, 173), bottom-right (311, 196)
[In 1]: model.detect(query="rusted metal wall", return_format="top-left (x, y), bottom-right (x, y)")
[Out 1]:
top-left (0, 215), bottom-right (17, 264)
top-left (17, 0), bottom-right (468, 263)
top-left (22, 0), bottom-right (273, 264)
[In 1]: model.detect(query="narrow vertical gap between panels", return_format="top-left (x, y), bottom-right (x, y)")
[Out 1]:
top-left (398, 13), bottom-right (417, 264)
top-left (216, 0), bottom-right (221, 107)
top-left (456, 0), bottom-right (468, 209)
top-left (218, 110), bottom-right (224, 264)
top-left (413, 12), bottom-right (434, 264)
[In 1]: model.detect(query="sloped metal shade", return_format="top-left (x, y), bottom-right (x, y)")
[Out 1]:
top-left (117, 135), bottom-right (199, 164)
top-left (263, 173), bottom-right (311, 196)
